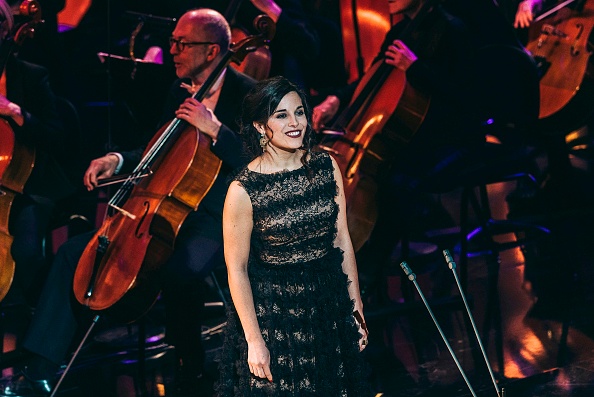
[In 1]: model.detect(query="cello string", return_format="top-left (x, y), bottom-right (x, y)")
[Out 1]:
top-left (108, 118), bottom-right (185, 208)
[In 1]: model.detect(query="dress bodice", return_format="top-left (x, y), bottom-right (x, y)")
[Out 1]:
top-left (234, 151), bottom-right (338, 266)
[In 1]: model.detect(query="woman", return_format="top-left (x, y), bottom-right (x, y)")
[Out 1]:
top-left (217, 76), bottom-right (370, 396)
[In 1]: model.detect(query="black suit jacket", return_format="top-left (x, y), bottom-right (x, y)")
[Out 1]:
top-left (6, 56), bottom-right (75, 202)
top-left (120, 66), bottom-right (256, 224)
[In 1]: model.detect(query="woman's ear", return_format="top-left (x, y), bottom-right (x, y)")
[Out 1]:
top-left (253, 122), bottom-right (265, 135)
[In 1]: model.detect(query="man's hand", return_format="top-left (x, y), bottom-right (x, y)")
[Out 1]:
top-left (385, 40), bottom-right (418, 71)
top-left (514, 0), bottom-right (535, 28)
top-left (312, 95), bottom-right (340, 131)
top-left (83, 154), bottom-right (119, 191)
top-left (175, 98), bottom-right (222, 141)
top-left (0, 94), bottom-right (24, 126)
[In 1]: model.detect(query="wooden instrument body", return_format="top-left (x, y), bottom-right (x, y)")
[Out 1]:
top-left (74, 123), bottom-right (221, 322)
top-left (230, 26), bottom-right (271, 80)
top-left (319, 61), bottom-right (429, 251)
top-left (225, 0), bottom-right (272, 80)
top-left (338, 0), bottom-right (391, 82)
top-left (526, 0), bottom-right (594, 132)
top-left (0, 1), bottom-right (41, 303)
top-left (0, 118), bottom-right (35, 302)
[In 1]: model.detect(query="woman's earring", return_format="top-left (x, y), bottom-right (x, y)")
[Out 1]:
top-left (259, 134), bottom-right (269, 151)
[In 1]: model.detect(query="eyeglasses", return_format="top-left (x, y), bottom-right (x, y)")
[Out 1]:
top-left (169, 37), bottom-right (215, 52)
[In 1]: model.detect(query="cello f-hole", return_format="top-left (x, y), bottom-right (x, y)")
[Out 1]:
top-left (135, 201), bottom-right (150, 238)
top-left (346, 145), bottom-right (362, 179)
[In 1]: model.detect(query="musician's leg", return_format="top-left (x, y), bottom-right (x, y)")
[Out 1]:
top-left (8, 195), bottom-right (54, 305)
top-left (161, 210), bottom-right (223, 394)
top-left (21, 231), bottom-right (94, 377)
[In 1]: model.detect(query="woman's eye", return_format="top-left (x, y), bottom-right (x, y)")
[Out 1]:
top-left (275, 113), bottom-right (287, 119)
top-left (296, 109), bottom-right (305, 116)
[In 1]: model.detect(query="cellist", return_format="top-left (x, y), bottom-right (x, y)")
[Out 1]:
top-left (0, 0), bottom-right (74, 306)
top-left (312, 0), bottom-right (527, 298)
top-left (0, 9), bottom-right (255, 397)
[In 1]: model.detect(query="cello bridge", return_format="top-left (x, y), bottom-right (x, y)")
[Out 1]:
top-left (541, 24), bottom-right (567, 38)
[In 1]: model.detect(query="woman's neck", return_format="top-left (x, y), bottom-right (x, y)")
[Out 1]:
top-left (260, 149), bottom-right (303, 172)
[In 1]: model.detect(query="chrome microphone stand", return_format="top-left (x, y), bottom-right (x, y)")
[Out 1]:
top-left (399, 249), bottom-right (503, 397)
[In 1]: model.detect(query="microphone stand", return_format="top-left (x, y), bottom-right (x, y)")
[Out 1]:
top-left (399, 249), bottom-right (503, 397)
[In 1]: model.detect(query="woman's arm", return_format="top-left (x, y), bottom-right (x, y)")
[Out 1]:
top-left (330, 157), bottom-right (368, 349)
top-left (223, 181), bottom-right (273, 381)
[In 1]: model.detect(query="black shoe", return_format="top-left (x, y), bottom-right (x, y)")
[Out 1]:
top-left (0, 372), bottom-right (54, 397)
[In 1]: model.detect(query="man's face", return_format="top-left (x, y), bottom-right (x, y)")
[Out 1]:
top-left (169, 14), bottom-right (216, 81)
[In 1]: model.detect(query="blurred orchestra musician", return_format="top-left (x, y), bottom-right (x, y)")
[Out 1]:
top-left (0, 0), bottom-right (74, 307)
top-left (313, 0), bottom-right (490, 276)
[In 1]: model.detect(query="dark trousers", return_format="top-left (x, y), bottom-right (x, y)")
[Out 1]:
top-left (8, 195), bottom-right (54, 305)
top-left (22, 209), bottom-right (224, 367)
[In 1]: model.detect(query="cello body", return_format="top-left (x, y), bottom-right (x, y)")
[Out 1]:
top-left (318, 60), bottom-right (429, 251)
top-left (338, 0), bottom-right (391, 82)
top-left (0, 1), bottom-right (43, 302)
top-left (0, 118), bottom-right (35, 302)
top-left (74, 123), bottom-right (221, 322)
top-left (526, 0), bottom-right (594, 133)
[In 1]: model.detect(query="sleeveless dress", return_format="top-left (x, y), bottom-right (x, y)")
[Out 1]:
top-left (216, 152), bottom-right (369, 396)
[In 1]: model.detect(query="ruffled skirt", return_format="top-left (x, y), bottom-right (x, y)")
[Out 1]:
top-left (216, 247), bottom-right (370, 396)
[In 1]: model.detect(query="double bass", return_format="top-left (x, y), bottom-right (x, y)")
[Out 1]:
top-left (72, 19), bottom-right (275, 322)
top-left (0, 0), bottom-right (43, 303)
top-left (526, 0), bottom-right (594, 134)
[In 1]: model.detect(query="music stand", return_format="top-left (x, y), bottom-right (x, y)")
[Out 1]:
top-left (96, 52), bottom-right (175, 149)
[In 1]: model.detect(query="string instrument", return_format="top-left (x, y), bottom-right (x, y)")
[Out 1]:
top-left (0, 0), bottom-right (43, 303)
top-left (224, 0), bottom-right (272, 80)
top-left (526, 0), bottom-right (594, 133)
top-left (57, 0), bottom-right (91, 31)
top-left (317, 2), bottom-right (435, 252)
top-left (338, 0), bottom-right (391, 83)
top-left (73, 20), bottom-right (275, 323)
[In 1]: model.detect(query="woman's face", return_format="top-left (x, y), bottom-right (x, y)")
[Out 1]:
top-left (257, 91), bottom-right (307, 153)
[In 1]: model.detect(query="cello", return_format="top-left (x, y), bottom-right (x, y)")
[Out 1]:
top-left (317, 2), bottom-right (435, 251)
top-left (0, 0), bottom-right (44, 303)
top-left (224, 0), bottom-right (272, 80)
top-left (72, 18), bottom-right (275, 323)
top-left (526, 0), bottom-right (594, 134)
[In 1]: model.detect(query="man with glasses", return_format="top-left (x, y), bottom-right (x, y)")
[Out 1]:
top-left (0, 8), bottom-right (255, 397)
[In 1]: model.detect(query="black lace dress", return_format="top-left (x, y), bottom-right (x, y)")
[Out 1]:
top-left (216, 152), bottom-right (369, 396)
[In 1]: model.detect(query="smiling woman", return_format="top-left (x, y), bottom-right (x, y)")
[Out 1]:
top-left (252, 91), bottom-right (307, 164)
top-left (216, 76), bottom-right (371, 396)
